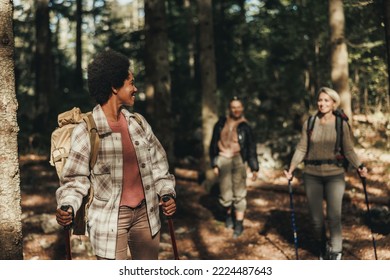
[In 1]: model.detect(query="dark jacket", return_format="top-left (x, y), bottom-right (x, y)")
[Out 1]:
top-left (209, 116), bottom-right (259, 172)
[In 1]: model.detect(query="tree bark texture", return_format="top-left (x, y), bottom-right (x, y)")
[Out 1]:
top-left (0, 0), bottom-right (23, 260)
top-left (383, 0), bottom-right (390, 98)
top-left (329, 0), bottom-right (352, 119)
top-left (144, 0), bottom-right (174, 167)
top-left (197, 0), bottom-right (218, 173)
top-left (35, 0), bottom-right (54, 125)
top-left (184, 0), bottom-right (196, 79)
top-left (76, 0), bottom-right (83, 89)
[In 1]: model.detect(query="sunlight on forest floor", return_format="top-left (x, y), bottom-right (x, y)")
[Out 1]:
top-left (19, 139), bottom-right (390, 260)
top-left (18, 112), bottom-right (390, 260)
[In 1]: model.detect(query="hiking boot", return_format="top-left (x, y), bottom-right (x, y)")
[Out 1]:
top-left (319, 243), bottom-right (329, 260)
top-left (328, 252), bottom-right (342, 260)
top-left (233, 220), bottom-right (243, 238)
top-left (225, 215), bottom-right (234, 229)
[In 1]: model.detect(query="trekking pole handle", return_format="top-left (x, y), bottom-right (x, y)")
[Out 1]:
top-left (284, 169), bottom-right (294, 180)
top-left (60, 205), bottom-right (74, 230)
top-left (285, 169), bottom-right (294, 192)
top-left (162, 195), bottom-right (174, 218)
top-left (60, 205), bottom-right (73, 260)
top-left (162, 194), bottom-right (176, 203)
top-left (161, 195), bottom-right (179, 259)
top-left (357, 164), bottom-right (367, 182)
top-left (162, 195), bottom-right (171, 202)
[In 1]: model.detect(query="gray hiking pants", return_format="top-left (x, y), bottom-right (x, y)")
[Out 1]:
top-left (303, 173), bottom-right (345, 253)
top-left (217, 155), bottom-right (247, 212)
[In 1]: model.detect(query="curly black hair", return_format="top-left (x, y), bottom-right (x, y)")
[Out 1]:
top-left (87, 49), bottom-right (130, 105)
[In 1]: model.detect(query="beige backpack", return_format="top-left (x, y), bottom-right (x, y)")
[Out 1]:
top-left (50, 107), bottom-right (99, 235)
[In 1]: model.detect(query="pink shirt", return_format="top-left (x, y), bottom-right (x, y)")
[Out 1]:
top-left (108, 113), bottom-right (145, 207)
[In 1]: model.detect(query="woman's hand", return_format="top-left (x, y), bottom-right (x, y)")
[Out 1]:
top-left (251, 171), bottom-right (258, 181)
top-left (56, 206), bottom-right (73, 227)
top-left (284, 169), bottom-right (294, 181)
top-left (358, 165), bottom-right (368, 178)
top-left (160, 196), bottom-right (176, 217)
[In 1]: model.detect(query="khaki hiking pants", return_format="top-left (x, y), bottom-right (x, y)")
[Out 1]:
top-left (217, 154), bottom-right (247, 212)
top-left (97, 202), bottom-right (160, 260)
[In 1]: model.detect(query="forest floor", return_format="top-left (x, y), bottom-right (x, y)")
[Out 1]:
top-left (20, 147), bottom-right (390, 260)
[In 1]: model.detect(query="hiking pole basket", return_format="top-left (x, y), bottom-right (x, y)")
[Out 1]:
top-left (162, 196), bottom-right (180, 260)
top-left (358, 171), bottom-right (378, 260)
top-left (288, 178), bottom-right (299, 260)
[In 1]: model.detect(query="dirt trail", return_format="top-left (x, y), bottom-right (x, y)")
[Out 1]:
top-left (20, 149), bottom-right (390, 260)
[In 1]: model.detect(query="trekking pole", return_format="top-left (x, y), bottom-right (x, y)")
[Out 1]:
top-left (162, 196), bottom-right (180, 260)
top-left (288, 177), bottom-right (299, 260)
top-left (60, 205), bottom-right (72, 260)
top-left (357, 168), bottom-right (378, 260)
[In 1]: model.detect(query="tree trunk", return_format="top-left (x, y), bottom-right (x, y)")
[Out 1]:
top-left (35, 0), bottom-right (54, 125)
top-left (144, 0), bottom-right (174, 167)
top-left (329, 0), bottom-right (352, 119)
top-left (197, 0), bottom-right (218, 177)
top-left (383, 0), bottom-right (390, 98)
top-left (237, 0), bottom-right (248, 72)
top-left (0, 0), bottom-right (23, 260)
top-left (184, 0), bottom-right (196, 79)
top-left (76, 0), bottom-right (83, 90)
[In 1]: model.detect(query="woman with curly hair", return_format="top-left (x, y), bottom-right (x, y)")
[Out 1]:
top-left (56, 49), bottom-right (176, 260)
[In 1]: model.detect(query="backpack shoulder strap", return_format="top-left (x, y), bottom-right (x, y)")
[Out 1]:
top-left (307, 115), bottom-right (316, 136)
top-left (133, 112), bottom-right (145, 131)
top-left (306, 114), bottom-right (317, 158)
top-left (82, 112), bottom-right (99, 213)
top-left (82, 112), bottom-right (99, 170)
top-left (333, 109), bottom-right (349, 154)
top-left (335, 114), bottom-right (343, 154)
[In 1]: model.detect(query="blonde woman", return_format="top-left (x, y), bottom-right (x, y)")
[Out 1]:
top-left (284, 87), bottom-right (367, 260)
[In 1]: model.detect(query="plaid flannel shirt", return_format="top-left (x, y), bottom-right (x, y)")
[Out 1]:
top-left (56, 105), bottom-right (176, 259)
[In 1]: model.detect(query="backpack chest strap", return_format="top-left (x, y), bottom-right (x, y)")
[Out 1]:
top-left (304, 159), bottom-right (339, 166)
